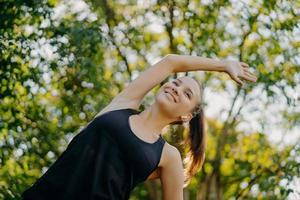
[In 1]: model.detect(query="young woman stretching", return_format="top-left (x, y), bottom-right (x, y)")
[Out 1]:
top-left (22, 54), bottom-right (257, 200)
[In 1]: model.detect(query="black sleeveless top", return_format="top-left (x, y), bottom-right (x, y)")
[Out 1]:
top-left (22, 108), bottom-right (166, 200)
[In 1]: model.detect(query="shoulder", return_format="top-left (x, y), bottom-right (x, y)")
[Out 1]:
top-left (94, 100), bottom-right (139, 119)
top-left (159, 142), bottom-right (184, 199)
top-left (160, 142), bottom-right (182, 168)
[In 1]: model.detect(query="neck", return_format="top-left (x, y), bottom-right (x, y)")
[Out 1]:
top-left (137, 104), bottom-right (174, 136)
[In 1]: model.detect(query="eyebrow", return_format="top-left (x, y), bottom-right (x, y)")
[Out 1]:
top-left (176, 79), bottom-right (194, 97)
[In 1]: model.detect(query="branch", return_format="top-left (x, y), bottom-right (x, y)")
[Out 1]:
top-left (101, 0), bottom-right (132, 79)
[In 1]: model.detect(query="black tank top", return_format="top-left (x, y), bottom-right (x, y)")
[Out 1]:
top-left (22, 108), bottom-right (166, 200)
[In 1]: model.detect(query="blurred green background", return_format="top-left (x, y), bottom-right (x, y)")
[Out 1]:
top-left (1, 0), bottom-right (299, 199)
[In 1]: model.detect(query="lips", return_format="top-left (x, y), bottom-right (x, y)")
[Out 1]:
top-left (164, 90), bottom-right (177, 103)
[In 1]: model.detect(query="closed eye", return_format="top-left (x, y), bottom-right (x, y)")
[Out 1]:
top-left (172, 81), bottom-right (191, 99)
top-left (172, 81), bottom-right (179, 86)
top-left (185, 92), bottom-right (191, 99)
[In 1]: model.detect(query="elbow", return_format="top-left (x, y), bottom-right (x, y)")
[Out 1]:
top-left (163, 54), bottom-right (177, 73)
top-left (164, 54), bottom-right (177, 62)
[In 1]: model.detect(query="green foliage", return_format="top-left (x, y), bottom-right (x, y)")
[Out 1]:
top-left (0, 0), bottom-right (299, 199)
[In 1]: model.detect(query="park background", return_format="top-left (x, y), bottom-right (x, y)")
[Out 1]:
top-left (1, 0), bottom-right (299, 199)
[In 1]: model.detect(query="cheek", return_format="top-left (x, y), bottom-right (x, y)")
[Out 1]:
top-left (180, 97), bottom-right (194, 110)
top-left (180, 95), bottom-right (190, 104)
top-left (155, 91), bottom-right (173, 104)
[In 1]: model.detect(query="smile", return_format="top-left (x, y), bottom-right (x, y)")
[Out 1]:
top-left (164, 90), bottom-right (177, 103)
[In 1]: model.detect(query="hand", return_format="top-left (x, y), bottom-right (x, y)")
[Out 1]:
top-left (223, 60), bottom-right (257, 87)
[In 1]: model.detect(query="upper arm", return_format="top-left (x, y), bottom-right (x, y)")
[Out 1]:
top-left (111, 54), bottom-right (174, 107)
top-left (161, 145), bottom-right (184, 200)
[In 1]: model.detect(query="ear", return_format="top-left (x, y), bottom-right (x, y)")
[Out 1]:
top-left (180, 113), bottom-right (193, 122)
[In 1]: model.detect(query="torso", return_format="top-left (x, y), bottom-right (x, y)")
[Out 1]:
top-left (95, 105), bottom-right (170, 181)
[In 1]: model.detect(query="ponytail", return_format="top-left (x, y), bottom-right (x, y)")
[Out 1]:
top-left (182, 77), bottom-right (206, 187)
top-left (181, 106), bottom-right (206, 187)
top-left (169, 77), bottom-right (206, 187)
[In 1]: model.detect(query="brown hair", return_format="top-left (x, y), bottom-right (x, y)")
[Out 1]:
top-left (170, 77), bottom-right (206, 187)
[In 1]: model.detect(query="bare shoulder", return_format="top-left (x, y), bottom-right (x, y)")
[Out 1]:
top-left (159, 142), bottom-right (184, 200)
top-left (94, 100), bottom-right (140, 119)
top-left (160, 142), bottom-right (182, 168)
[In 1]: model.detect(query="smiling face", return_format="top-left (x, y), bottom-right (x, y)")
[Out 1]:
top-left (155, 76), bottom-right (202, 122)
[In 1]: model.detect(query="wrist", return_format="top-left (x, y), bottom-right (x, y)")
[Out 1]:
top-left (218, 60), bottom-right (228, 73)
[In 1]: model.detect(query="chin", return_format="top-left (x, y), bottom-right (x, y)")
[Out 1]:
top-left (154, 92), bottom-right (177, 117)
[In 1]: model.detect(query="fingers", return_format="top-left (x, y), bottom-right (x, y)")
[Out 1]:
top-left (244, 71), bottom-right (257, 82)
top-left (246, 72), bottom-right (257, 82)
top-left (242, 68), bottom-right (257, 82)
top-left (240, 62), bottom-right (249, 68)
top-left (229, 61), bottom-right (257, 86)
top-left (242, 74), bottom-right (256, 82)
top-left (233, 76), bottom-right (244, 86)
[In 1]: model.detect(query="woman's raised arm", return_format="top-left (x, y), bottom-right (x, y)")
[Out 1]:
top-left (109, 54), bottom-right (256, 109)
top-left (110, 54), bottom-right (174, 108)
top-left (169, 54), bottom-right (257, 86)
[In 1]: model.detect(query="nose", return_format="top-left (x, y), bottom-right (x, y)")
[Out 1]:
top-left (172, 87), bottom-right (178, 95)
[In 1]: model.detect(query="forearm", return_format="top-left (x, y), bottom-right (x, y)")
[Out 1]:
top-left (168, 54), bottom-right (226, 73)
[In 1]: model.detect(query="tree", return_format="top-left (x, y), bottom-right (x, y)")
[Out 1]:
top-left (0, 0), bottom-right (299, 199)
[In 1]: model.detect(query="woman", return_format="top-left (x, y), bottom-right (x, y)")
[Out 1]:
top-left (22, 54), bottom-right (257, 200)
